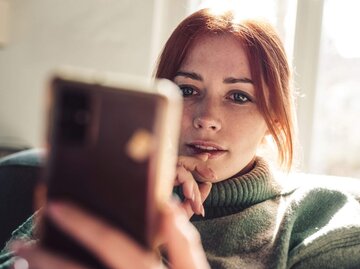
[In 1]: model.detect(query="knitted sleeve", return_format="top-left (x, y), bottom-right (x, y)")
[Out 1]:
top-left (286, 187), bottom-right (360, 268)
top-left (0, 212), bottom-right (38, 269)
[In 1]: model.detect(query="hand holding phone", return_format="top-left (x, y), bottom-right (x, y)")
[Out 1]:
top-left (39, 68), bottom-right (182, 268)
top-left (13, 199), bottom-right (210, 269)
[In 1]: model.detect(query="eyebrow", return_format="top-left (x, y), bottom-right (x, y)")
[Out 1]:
top-left (223, 77), bottom-right (254, 84)
top-left (175, 71), bottom-right (203, 81)
top-left (175, 71), bottom-right (253, 84)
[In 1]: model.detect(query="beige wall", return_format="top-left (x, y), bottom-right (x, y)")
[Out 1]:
top-left (0, 0), bottom-right (187, 148)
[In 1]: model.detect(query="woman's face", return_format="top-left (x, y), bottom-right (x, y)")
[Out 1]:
top-left (174, 35), bottom-right (268, 182)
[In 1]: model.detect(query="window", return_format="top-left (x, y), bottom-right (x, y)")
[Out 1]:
top-left (188, 0), bottom-right (297, 57)
top-left (310, 0), bottom-right (360, 177)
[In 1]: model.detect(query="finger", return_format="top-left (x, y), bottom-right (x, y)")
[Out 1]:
top-left (177, 156), bottom-right (216, 181)
top-left (199, 182), bottom-right (212, 203)
top-left (46, 202), bottom-right (161, 269)
top-left (12, 243), bottom-right (87, 269)
top-left (181, 182), bottom-right (212, 218)
top-left (162, 201), bottom-right (210, 269)
top-left (194, 153), bottom-right (210, 162)
top-left (177, 155), bottom-right (210, 174)
top-left (181, 190), bottom-right (202, 217)
top-left (176, 166), bottom-right (195, 201)
top-left (180, 199), bottom-right (196, 218)
top-left (193, 182), bottom-right (203, 215)
top-left (176, 166), bottom-right (203, 215)
top-left (182, 183), bottom-right (212, 218)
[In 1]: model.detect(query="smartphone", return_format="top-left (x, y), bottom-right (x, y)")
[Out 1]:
top-left (39, 68), bottom-right (182, 268)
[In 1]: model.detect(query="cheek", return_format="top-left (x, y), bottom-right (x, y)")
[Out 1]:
top-left (227, 112), bottom-right (268, 146)
top-left (180, 107), bottom-right (193, 137)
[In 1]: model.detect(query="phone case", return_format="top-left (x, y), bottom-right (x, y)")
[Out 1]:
top-left (40, 68), bottom-right (182, 268)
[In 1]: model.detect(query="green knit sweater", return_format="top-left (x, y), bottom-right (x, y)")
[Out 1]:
top-left (190, 158), bottom-right (360, 268)
top-left (1, 158), bottom-right (360, 268)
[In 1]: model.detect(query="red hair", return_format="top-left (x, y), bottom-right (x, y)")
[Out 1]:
top-left (155, 9), bottom-right (295, 170)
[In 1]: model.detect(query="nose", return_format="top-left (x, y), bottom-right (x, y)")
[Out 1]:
top-left (193, 116), bottom-right (221, 131)
top-left (192, 93), bottom-right (222, 131)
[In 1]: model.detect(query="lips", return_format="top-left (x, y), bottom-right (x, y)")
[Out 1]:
top-left (186, 141), bottom-right (227, 158)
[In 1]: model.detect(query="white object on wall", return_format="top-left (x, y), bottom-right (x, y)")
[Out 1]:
top-left (0, 0), bottom-right (9, 46)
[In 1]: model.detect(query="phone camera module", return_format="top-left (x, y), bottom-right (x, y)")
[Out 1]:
top-left (57, 87), bottom-right (91, 146)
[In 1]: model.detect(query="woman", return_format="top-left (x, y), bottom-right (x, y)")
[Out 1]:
top-left (2, 8), bottom-right (360, 269)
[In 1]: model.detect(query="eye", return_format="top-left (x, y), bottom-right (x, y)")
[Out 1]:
top-left (228, 91), bottom-right (253, 104)
top-left (179, 85), bottom-right (198, 97)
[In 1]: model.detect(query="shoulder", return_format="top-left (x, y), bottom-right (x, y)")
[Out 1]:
top-left (275, 171), bottom-right (360, 202)
top-left (275, 173), bottom-right (360, 268)
top-left (276, 172), bottom-right (360, 236)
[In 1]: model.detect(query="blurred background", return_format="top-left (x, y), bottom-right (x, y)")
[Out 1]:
top-left (0, 0), bottom-right (359, 178)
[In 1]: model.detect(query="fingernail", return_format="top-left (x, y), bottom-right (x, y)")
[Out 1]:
top-left (201, 205), bottom-right (205, 217)
top-left (201, 153), bottom-right (210, 161)
top-left (191, 192), bottom-right (195, 202)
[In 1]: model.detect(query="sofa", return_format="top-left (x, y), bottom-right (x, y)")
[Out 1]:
top-left (0, 149), bottom-right (44, 249)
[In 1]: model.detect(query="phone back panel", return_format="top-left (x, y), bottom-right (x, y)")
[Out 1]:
top-left (42, 77), bottom-right (166, 267)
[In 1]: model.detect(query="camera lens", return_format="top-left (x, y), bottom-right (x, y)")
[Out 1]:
top-left (57, 86), bottom-right (91, 146)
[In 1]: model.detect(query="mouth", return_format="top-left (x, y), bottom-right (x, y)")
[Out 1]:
top-left (186, 141), bottom-right (227, 158)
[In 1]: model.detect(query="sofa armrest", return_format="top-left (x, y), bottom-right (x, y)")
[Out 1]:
top-left (0, 148), bottom-right (44, 249)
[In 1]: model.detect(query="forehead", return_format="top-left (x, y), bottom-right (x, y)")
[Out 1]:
top-left (180, 34), bottom-right (251, 77)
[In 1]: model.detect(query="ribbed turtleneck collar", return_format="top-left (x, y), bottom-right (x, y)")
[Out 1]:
top-left (194, 157), bottom-right (281, 220)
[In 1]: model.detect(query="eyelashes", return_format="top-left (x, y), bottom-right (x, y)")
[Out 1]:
top-left (178, 84), bottom-right (254, 105)
top-left (178, 85), bottom-right (199, 97)
top-left (227, 91), bottom-right (254, 104)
